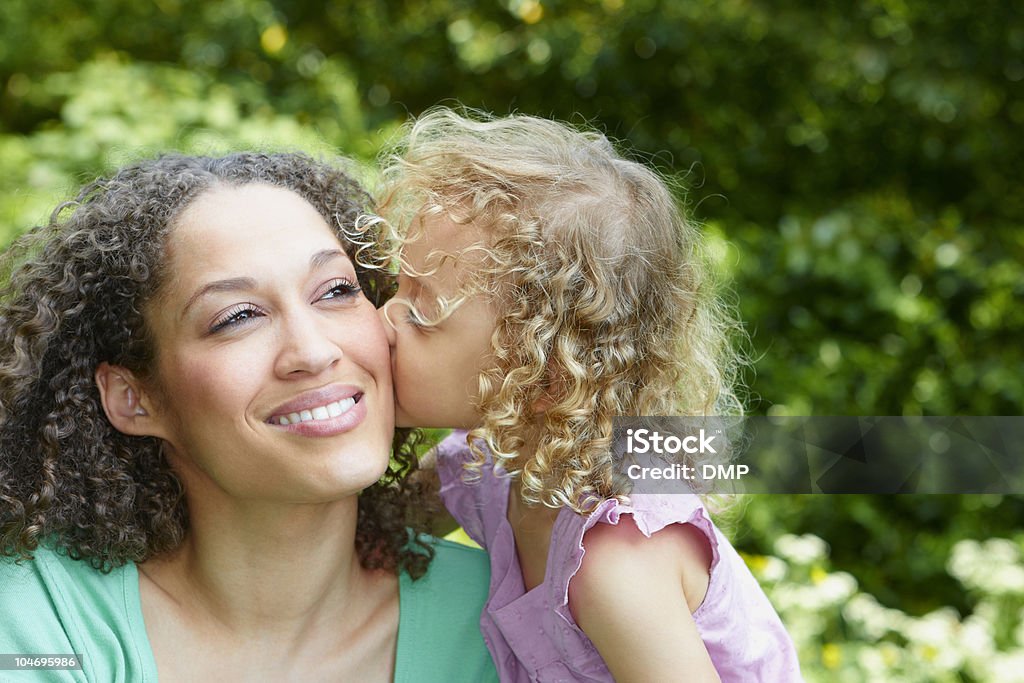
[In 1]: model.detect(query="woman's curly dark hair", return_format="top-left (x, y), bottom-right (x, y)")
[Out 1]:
top-left (0, 152), bottom-right (434, 577)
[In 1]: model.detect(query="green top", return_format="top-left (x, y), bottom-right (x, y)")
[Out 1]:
top-left (0, 538), bottom-right (498, 682)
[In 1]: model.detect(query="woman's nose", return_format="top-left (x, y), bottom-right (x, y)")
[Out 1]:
top-left (274, 312), bottom-right (344, 378)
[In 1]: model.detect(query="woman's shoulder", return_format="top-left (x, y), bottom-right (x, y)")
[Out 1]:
top-left (0, 545), bottom-right (126, 608)
top-left (396, 536), bottom-right (498, 682)
top-left (0, 546), bottom-right (157, 681)
top-left (404, 534), bottom-right (491, 597)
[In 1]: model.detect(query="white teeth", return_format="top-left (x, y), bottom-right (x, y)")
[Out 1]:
top-left (276, 397), bottom-right (357, 426)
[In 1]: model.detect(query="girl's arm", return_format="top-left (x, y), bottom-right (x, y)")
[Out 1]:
top-left (568, 517), bottom-right (721, 683)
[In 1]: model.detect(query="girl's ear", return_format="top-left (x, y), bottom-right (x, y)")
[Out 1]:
top-left (94, 362), bottom-right (166, 438)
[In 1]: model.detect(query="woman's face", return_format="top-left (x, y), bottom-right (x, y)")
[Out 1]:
top-left (141, 183), bottom-right (393, 503)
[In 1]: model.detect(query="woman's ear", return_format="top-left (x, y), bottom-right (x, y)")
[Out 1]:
top-left (94, 362), bottom-right (165, 438)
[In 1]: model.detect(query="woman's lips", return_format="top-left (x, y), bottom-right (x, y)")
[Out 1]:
top-left (267, 384), bottom-right (367, 437)
top-left (271, 393), bottom-right (367, 437)
top-left (272, 396), bottom-right (359, 426)
top-left (268, 384), bottom-right (361, 420)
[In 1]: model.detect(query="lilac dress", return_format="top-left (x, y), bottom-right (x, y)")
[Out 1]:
top-left (436, 431), bottom-right (803, 682)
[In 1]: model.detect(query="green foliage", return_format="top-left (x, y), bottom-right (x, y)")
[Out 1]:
top-left (2, 1), bottom-right (1021, 674)
top-left (3, 0), bottom-right (1020, 414)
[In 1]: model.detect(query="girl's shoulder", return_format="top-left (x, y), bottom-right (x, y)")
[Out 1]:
top-left (544, 495), bottom-right (802, 680)
top-left (475, 495), bottom-right (725, 680)
top-left (547, 493), bottom-right (722, 606)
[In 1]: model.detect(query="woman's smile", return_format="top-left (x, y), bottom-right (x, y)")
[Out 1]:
top-left (268, 383), bottom-right (367, 435)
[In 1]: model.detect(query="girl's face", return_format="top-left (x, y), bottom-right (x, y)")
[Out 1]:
top-left (140, 184), bottom-right (394, 502)
top-left (381, 213), bottom-right (497, 429)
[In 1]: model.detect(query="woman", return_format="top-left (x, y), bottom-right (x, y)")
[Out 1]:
top-left (0, 153), bottom-right (497, 681)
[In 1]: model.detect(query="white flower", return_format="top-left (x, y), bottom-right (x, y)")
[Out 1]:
top-left (987, 565), bottom-right (1024, 595)
top-left (856, 646), bottom-right (891, 677)
top-left (982, 538), bottom-right (1021, 564)
top-left (949, 537), bottom-right (1024, 595)
top-left (774, 533), bottom-right (829, 565)
top-left (988, 651), bottom-right (1024, 682)
top-left (818, 571), bottom-right (858, 604)
top-left (905, 608), bottom-right (959, 647)
top-left (843, 593), bottom-right (906, 640)
top-left (760, 555), bottom-right (787, 582)
top-left (960, 616), bottom-right (995, 658)
top-left (948, 539), bottom-right (982, 582)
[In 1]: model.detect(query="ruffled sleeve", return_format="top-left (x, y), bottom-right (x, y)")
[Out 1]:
top-left (548, 493), bottom-right (722, 631)
top-left (434, 430), bottom-right (502, 549)
top-left (539, 493), bottom-right (802, 681)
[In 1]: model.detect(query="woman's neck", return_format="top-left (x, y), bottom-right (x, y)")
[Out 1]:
top-left (141, 494), bottom-right (384, 639)
top-left (138, 494), bottom-right (399, 680)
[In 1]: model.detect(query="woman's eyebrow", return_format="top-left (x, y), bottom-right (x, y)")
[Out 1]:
top-left (311, 248), bottom-right (347, 270)
top-left (182, 277), bottom-right (258, 318)
top-left (181, 249), bottom-right (350, 319)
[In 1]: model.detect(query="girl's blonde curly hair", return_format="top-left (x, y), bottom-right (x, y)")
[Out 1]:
top-left (377, 108), bottom-right (744, 512)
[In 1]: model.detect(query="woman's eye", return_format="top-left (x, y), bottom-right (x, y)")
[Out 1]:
top-left (318, 278), bottom-right (361, 301)
top-left (210, 304), bottom-right (264, 333)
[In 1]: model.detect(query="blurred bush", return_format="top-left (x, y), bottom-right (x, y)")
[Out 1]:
top-left (751, 532), bottom-right (1024, 682)
top-left (3, 0), bottom-right (1020, 414)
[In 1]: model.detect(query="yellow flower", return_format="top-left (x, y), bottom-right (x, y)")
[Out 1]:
top-left (260, 24), bottom-right (288, 56)
top-left (743, 553), bottom-right (769, 575)
top-left (821, 643), bottom-right (842, 669)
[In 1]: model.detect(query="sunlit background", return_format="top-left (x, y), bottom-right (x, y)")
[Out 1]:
top-left (2, 2), bottom-right (1022, 680)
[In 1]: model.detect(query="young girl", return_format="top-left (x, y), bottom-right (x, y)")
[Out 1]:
top-left (375, 109), bottom-right (802, 682)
